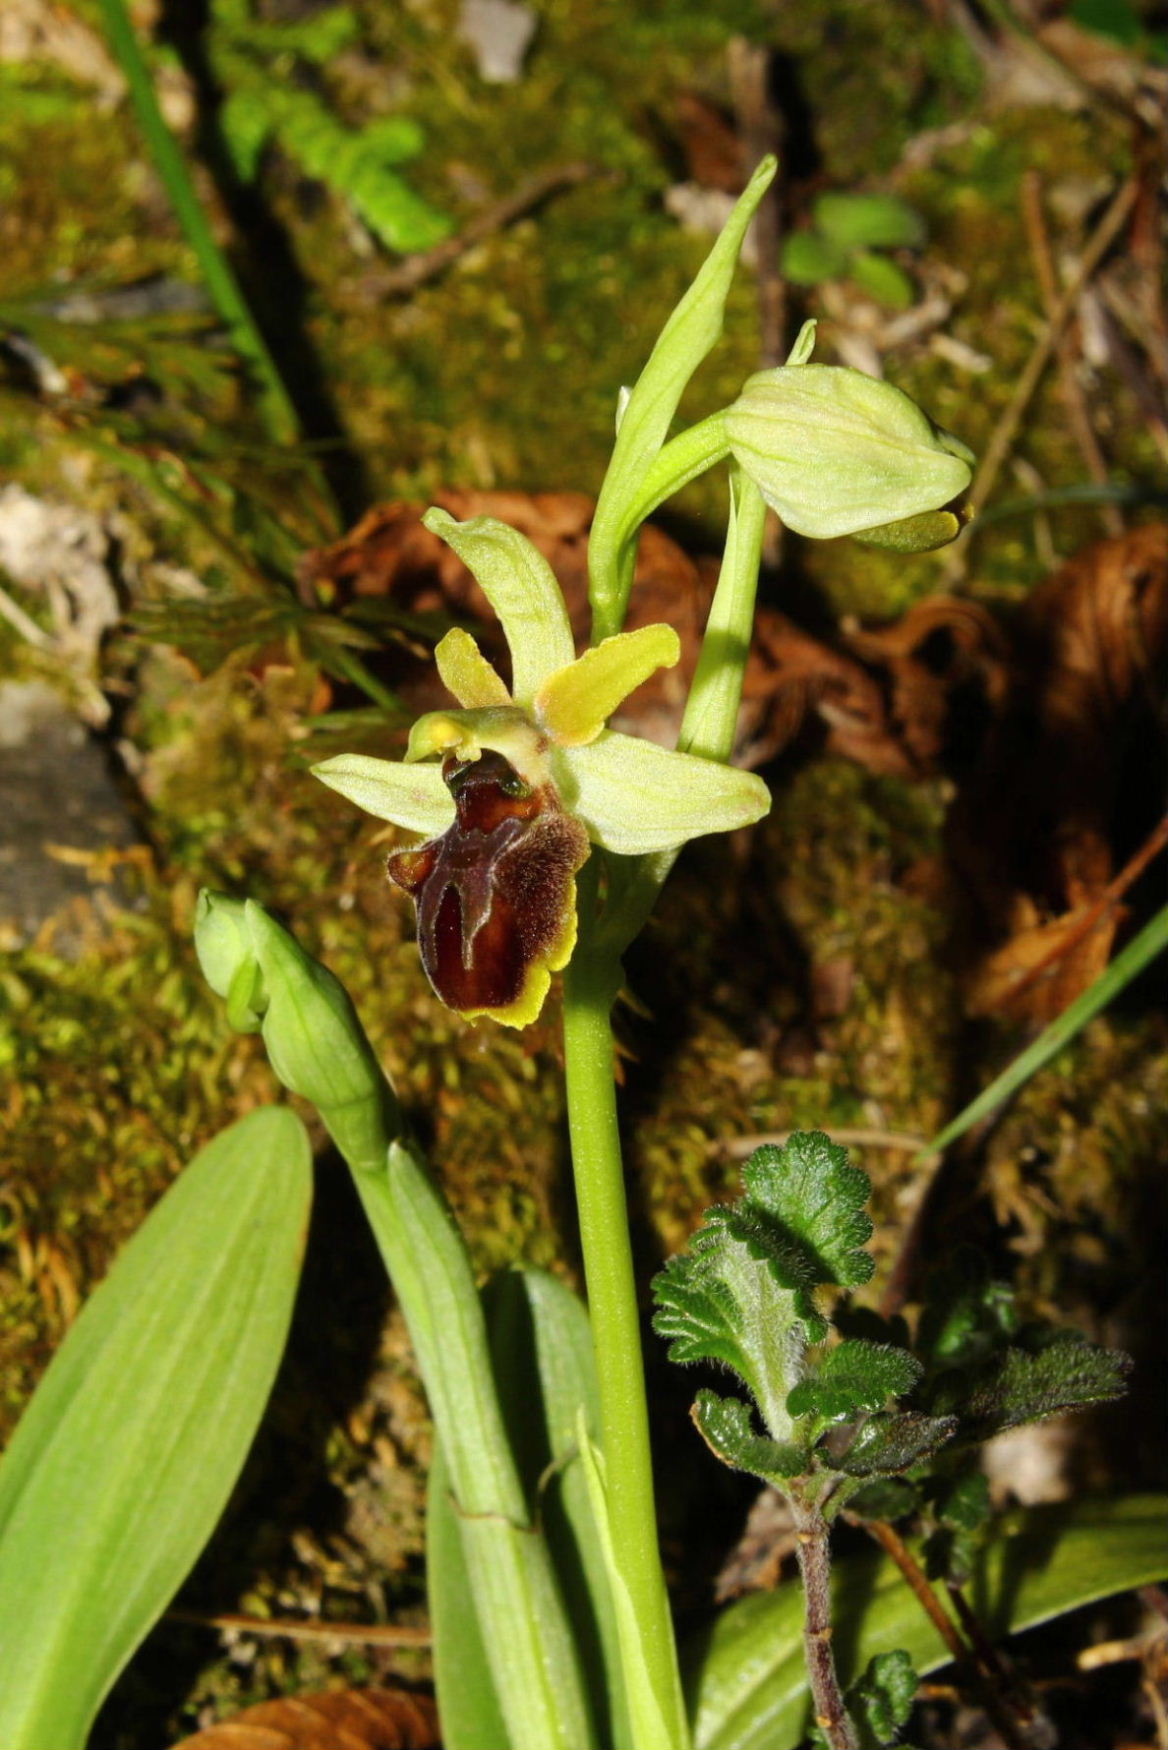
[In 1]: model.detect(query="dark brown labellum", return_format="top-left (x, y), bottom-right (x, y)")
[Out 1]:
top-left (387, 749), bottom-right (590, 1022)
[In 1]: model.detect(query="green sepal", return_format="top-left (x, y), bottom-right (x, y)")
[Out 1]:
top-left (693, 1391), bottom-right (810, 1483)
top-left (833, 1411), bottom-right (958, 1478)
top-left (786, 1339), bottom-right (922, 1426)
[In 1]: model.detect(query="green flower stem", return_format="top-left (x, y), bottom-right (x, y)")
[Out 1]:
top-left (598, 468), bottom-right (769, 959)
top-left (98, 0), bottom-right (300, 446)
top-left (590, 415), bottom-right (731, 642)
top-left (563, 870), bottom-right (690, 1750)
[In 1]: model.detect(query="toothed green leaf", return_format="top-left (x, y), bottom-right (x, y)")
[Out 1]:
top-left (833, 1411), bottom-right (958, 1478)
top-left (787, 1340), bottom-right (922, 1426)
top-left (692, 1392), bottom-right (810, 1484)
top-left (929, 1333), bottom-right (1131, 1443)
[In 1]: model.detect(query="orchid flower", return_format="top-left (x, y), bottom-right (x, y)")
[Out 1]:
top-left (314, 509), bottom-right (770, 1027)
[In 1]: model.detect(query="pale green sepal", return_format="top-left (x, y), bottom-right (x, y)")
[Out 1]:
top-left (725, 363), bottom-right (973, 539)
top-left (435, 625), bottom-right (511, 708)
top-left (578, 1418), bottom-right (688, 1750)
top-left (422, 509), bottom-right (576, 704)
top-left (312, 751), bottom-right (455, 834)
top-left (557, 733), bottom-right (770, 855)
top-left (0, 1107), bottom-right (312, 1750)
top-left (785, 319), bottom-right (817, 366)
top-left (589, 156), bottom-right (777, 637)
top-left (536, 624), bottom-right (681, 748)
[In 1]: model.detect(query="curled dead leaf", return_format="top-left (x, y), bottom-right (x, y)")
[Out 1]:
top-left (169, 1683), bottom-right (439, 1750)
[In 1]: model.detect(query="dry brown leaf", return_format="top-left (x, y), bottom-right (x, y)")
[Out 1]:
top-left (810, 525), bottom-right (1168, 1020)
top-left (170, 1684), bottom-right (439, 1750)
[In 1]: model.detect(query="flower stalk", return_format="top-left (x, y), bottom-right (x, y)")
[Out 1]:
top-left (563, 865), bottom-right (690, 1749)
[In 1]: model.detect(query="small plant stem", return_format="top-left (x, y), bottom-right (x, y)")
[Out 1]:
top-left (562, 869), bottom-right (689, 1750)
top-left (98, 0), bottom-right (300, 446)
top-left (791, 1497), bottom-right (858, 1750)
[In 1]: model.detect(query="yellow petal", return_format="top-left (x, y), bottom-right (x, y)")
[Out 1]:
top-left (434, 627), bottom-right (511, 708)
top-left (535, 624), bottom-right (681, 748)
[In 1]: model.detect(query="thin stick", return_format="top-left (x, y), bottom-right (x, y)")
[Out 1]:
top-left (721, 1127), bottom-right (931, 1162)
top-left (361, 164), bottom-right (597, 298)
top-left (944, 175), bottom-right (1137, 582)
top-left (1020, 170), bottom-right (1123, 538)
top-left (165, 1607), bottom-right (431, 1648)
top-left (860, 1519), bottom-right (1028, 1750)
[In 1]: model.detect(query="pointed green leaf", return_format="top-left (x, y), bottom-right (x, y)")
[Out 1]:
top-left (556, 731), bottom-right (770, 855)
top-left (780, 230), bottom-right (849, 285)
top-left (0, 1107), bottom-right (312, 1750)
top-left (815, 193), bottom-right (926, 251)
top-left (688, 1495), bottom-right (1168, 1750)
top-left (426, 1437), bottom-right (515, 1750)
top-left (312, 750), bottom-right (456, 835)
top-left (786, 1340), bottom-right (922, 1425)
top-left (485, 1269), bottom-right (629, 1750)
top-left (847, 249), bottom-right (916, 310)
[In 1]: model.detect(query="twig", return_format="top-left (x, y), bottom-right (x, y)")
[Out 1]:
top-left (164, 1606), bottom-right (432, 1648)
top-left (948, 1581), bottom-right (1051, 1741)
top-left (859, 1518), bottom-right (1029, 1750)
top-left (1020, 170), bottom-right (1123, 538)
top-left (360, 163), bottom-right (598, 298)
top-left (944, 175), bottom-right (1138, 583)
top-left (720, 1127), bottom-right (931, 1161)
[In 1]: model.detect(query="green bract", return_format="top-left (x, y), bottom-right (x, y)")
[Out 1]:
top-left (723, 327), bottom-right (974, 545)
top-left (313, 509), bottom-right (771, 1025)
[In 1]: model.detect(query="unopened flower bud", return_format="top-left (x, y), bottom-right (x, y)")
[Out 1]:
top-left (196, 892), bottom-right (400, 1170)
top-left (724, 363), bottom-right (973, 542)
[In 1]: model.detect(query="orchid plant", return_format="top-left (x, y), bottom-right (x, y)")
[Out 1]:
top-left (22, 158), bottom-right (1151, 1750)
